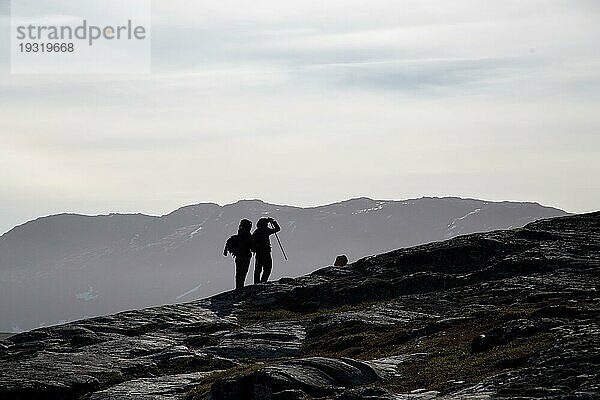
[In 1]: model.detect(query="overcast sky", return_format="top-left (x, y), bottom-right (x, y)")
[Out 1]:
top-left (1, 0), bottom-right (599, 234)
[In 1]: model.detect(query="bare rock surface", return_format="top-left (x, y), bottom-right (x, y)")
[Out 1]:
top-left (0, 212), bottom-right (598, 399)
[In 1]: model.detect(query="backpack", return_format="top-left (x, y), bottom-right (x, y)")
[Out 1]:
top-left (225, 235), bottom-right (240, 256)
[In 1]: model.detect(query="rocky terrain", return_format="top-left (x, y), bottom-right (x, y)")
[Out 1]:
top-left (0, 197), bottom-right (566, 332)
top-left (1, 212), bottom-right (598, 399)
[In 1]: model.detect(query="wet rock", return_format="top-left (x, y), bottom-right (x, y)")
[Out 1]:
top-left (89, 372), bottom-right (213, 400)
top-left (6, 329), bottom-right (50, 344)
top-left (173, 321), bottom-right (239, 334)
top-left (206, 321), bottom-right (305, 360)
top-left (53, 327), bottom-right (106, 347)
top-left (210, 357), bottom-right (382, 399)
top-left (367, 353), bottom-right (428, 379)
top-left (183, 334), bottom-right (221, 348)
top-left (531, 305), bottom-right (585, 319)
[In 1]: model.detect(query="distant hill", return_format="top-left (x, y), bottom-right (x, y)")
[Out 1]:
top-left (0, 197), bottom-right (567, 331)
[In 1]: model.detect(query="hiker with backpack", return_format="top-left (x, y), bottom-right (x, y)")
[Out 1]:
top-left (223, 219), bottom-right (254, 289)
top-left (252, 217), bottom-right (281, 283)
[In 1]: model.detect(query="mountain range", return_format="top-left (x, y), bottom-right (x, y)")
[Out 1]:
top-left (0, 197), bottom-right (567, 331)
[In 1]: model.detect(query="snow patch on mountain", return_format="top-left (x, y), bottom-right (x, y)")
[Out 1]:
top-left (448, 208), bottom-right (481, 231)
top-left (352, 201), bottom-right (386, 215)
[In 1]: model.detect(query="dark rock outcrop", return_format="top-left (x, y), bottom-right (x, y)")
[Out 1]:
top-left (0, 212), bottom-right (598, 399)
top-left (211, 357), bottom-right (382, 399)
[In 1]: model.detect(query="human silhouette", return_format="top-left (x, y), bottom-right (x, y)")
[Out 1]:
top-left (252, 217), bottom-right (281, 283)
top-left (223, 219), bottom-right (254, 289)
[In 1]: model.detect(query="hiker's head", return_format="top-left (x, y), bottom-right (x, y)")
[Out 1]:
top-left (239, 219), bottom-right (252, 233)
top-left (257, 218), bottom-right (270, 229)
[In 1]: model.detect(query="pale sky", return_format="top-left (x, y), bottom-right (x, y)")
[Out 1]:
top-left (1, 0), bottom-right (599, 234)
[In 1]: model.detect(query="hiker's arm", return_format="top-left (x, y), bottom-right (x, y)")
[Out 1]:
top-left (223, 244), bottom-right (228, 256)
top-left (269, 218), bottom-right (281, 234)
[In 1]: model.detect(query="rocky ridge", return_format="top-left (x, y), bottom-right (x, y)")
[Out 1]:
top-left (0, 212), bottom-right (598, 399)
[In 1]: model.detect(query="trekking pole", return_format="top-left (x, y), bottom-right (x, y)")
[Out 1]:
top-left (274, 232), bottom-right (288, 261)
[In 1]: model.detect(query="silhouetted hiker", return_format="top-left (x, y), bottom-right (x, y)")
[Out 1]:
top-left (334, 255), bottom-right (348, 267)
top-left (252, 217), bottom-right (281, 283)
top-left (223, 219), bottom-right (254, 289)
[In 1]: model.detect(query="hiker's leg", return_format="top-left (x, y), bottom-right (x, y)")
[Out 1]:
top-left (235, 257), bottom-right (246, 289)
top-left (235, 256), bottom-right (250, 289)
top-left (235, 269), bottom-right (245, 289)
top-left (261, 253), bottom-right (273, 283)
top-left (253, 255), bottom-right (263, 284)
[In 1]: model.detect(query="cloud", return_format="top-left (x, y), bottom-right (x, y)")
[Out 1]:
top-left (0, 0), bottom-right (599, 234)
